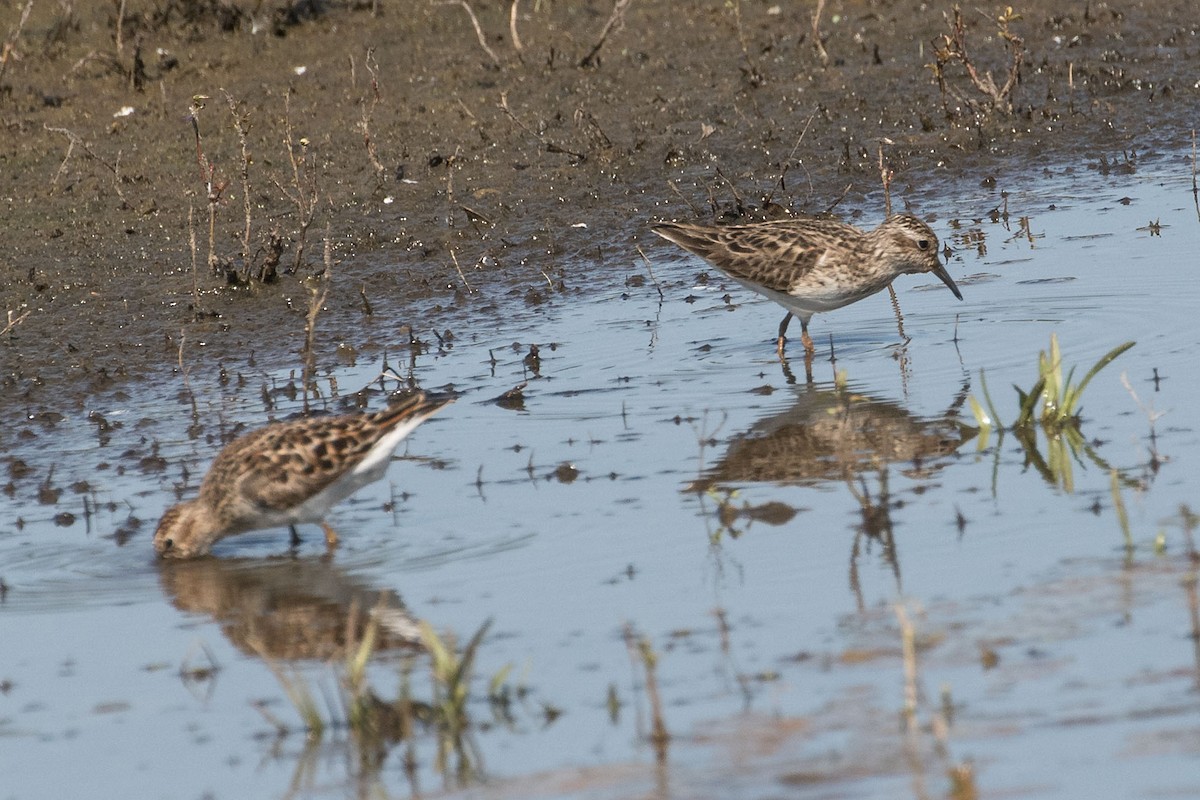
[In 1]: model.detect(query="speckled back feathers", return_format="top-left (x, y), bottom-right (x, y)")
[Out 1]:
top-left (651, 213), bottom-right (944, 295)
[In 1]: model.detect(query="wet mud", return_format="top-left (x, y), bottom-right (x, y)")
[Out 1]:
top-left (1, 0), bottom-right (1196, 423)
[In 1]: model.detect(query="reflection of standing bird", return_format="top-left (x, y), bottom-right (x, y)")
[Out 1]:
top-left (154, 391), bottom-right (453, 559)
top-left (652, 213), bottom-right (962, 356)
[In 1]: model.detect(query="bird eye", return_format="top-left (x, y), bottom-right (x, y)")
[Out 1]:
top-left (162, 538), bottom-right (174, 551)
top-left (917, 239), bottom-right (930, 250)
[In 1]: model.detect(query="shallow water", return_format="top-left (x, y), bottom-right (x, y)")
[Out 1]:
top-left (3, 150), bottom-right (1200, 798)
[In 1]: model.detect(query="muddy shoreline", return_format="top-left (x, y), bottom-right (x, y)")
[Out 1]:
top-left (1, 0), bottom-right (1195, 423)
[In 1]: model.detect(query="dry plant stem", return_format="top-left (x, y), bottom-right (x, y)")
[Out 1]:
top-left (935, 6), bottom-right (1024, 112)
top-left (0, 0), bottom-right (34, 85)
top-left (811, 0), bottom-right (830, 67)
top-left (188, 204), bottom-right (199, 307)
top-left (358, 48), bottom-right (386, 183)
top-left (276, 92), bottom-right (320, 274)
top-left (498, 92), bottom-right (586, 162)
top-left (579, 0), bottom-right (633, 68)
top-left (176, 329), bottom-right (197, 420)
top-left (639, 637), bottom-right (669, 761)
top-left (188, 98), bottom-right (223, 273)
top-left (115, 0), bottom-right (126, 54)
top-left (1120, 371), bottom-right (1164, 467)
top-left (878, 140), bottom-right (894, 216)
top-left (302, 274), bottom-right (330, 413)
top-left (448, 249), bottom-right (475, 293)
top-left (729, 0), bottom-right (759, 80)
top-left (438, 0), bottom-right (501, 67)
top-left (223, 90), bottom-right (254, 267)
top-left (1110, 469), bottom-right (1132, 549)
top-left (1191, 130), bottom-right (1198, 222)
top-left (634, 245), bottom-right (664, 302)
top-left (877, 139), bottom-right (904, 330)
top-left (623, 624), bottom-right (669, 761)
top-left (894, 603), bottom-right (919, 727)
top-left (509, 0), bottom-right (523, 54)
top-left (763, 109), bottom-right (817, 209)
top-left (45, 125), bottom-right (127, 201)
top-left (1, 309), bottom-right (31, 336)
top-left (666, 180), bottom-right (702, 217)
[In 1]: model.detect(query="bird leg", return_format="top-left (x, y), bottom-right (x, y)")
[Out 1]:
top-left (321, 522), bottom-right (340, 548)
top-left (799, 318), bottom-right (815, 355)
top-left (776, 312), bottom-right (794, 356)
top-left (289, 525), bottom-right (301, 546)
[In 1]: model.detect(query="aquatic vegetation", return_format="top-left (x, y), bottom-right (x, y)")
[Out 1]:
top-left (258, 609), bottom-right (524, 789)
top-left (972, 334), bottom-right (1135, 434)
top-left (623, 623), bottom-right (669, 762)
top-left (970, 334), bottom-right (1135, 492)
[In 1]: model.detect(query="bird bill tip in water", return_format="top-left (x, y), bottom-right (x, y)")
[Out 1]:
top-left (933, 264), bottom-right (963, 300)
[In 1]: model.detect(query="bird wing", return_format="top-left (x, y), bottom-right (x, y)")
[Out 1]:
top-left (653, 220), bottom-right (856, 292)
top-left (208, 392), bottom-right (454, 521)
top-left (202, 414), bottom-right (381, 521)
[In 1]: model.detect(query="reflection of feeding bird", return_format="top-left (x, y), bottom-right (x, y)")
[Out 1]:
top-left (157, 558), bottom-right (423, 658)
top-left (652, 213), bottom-right (962, 355)
top-left (154, 391), bottom-right (453, 559)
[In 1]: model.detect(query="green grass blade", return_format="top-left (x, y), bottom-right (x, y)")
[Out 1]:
top-left (978, 369), bottom-right (1004, 429)
top-left (1014, 376), bottom-right (1046, 428)
top-left (1062, 341), bottom-right (1136, 416)
top-left (1111, 467), bottom-right (1132, 550)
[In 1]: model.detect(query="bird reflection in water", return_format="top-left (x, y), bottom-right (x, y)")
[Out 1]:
top-left (691, 379), bottom-right (973, 604)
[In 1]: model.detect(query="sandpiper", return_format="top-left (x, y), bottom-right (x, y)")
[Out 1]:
top-left (652, 213), bottom-right (962, 355)
top-left (154, 391), bottom-right (453, 559)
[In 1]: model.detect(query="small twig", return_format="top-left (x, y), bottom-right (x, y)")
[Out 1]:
top-left (762, 109), bottom-right (818, 210)
top-left (1120, 371), bottom-right (1166, 470)
top-left (358, 48), bottom-right (386, 184)
top-left (509, 0), bottom-right (524, 54)
top-left (223, 90), bottom-right (254, 270)
top-left (666, 180), bottom-right (702, 218)
top-left (931, 6), bottom-right (1024, 114)
top-left (273, 91), bottom-right (320, 276)
top-left (729, 0), bottom-right (761, 85)
top-left (0, 1), bottom-right (34, 86)
top-left (115, 0), bottom-right (127, 55)
top-left (634, 245), bottom-right (664, 303)
top-left (894, 602), bottom-right (919, 725)
top-left (579, 0), bottom-right (633, 68)
top-left (1, 309), bottom-right (31, 337)
top-left (301, 267), bottom-right (331, 413)
top-left (44, 125), bottom-right (127, 200)
top-left (878, 138), bottom-right (894, 217)
top-left (498, 92), bottom-right (586, 162)
top-left (176, 329), bottom-right (197, 419)
top-left (811, 0), bottom-right (830, 67)
top-left (188, 204), bottom-right (200, 308)
top-left (623, 624), bottom-right (669, 762)
top-left (187, 96), bottom-right (224, 274)
top-left (437, 0), bottom-right (501, 67)
top-left (1191, 130), bottom-right (1198, 223)
top-left (448, 248), bottom-right (475, 294)
top-left (822, 183), bottom-right (852, 215)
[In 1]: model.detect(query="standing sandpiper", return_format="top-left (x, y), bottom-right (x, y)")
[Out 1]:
top-left (652, 213), bottom-right (962, 356)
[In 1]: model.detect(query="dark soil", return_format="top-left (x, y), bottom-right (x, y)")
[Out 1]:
top-left (1, 0), bottom-right (1195, 422)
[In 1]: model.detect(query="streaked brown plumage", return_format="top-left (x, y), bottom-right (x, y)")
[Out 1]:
top-left (652, 213), bottom-right (962, 354)
top-left (154, 391), bottom-right (453, 559)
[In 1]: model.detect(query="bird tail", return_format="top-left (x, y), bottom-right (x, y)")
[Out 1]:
top-left (651, 222), bottom-right (723, 261)
top-left (373, 390), bottom-right (456, 430)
